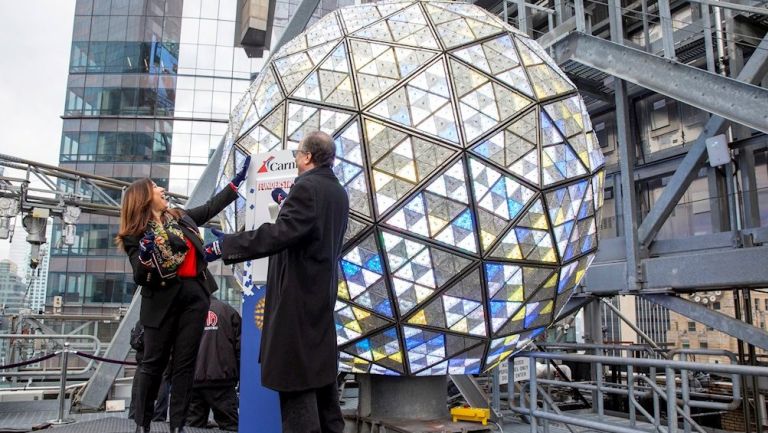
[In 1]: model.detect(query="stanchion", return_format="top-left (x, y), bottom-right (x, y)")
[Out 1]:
top-left (49, 342), bottom-right (75, 425)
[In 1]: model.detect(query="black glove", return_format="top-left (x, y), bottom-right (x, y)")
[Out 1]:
top-left (138, 231), bottom-right (155, 263)
top-left (231, 155), bottom-right (252, 188)
top-left (203, 228), bottom-right (226, 262)
top-left (271, 188), bottom-right (288, 205)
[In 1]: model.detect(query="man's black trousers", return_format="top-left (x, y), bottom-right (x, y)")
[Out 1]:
top-left (278, 381), bottom-right (344, 433)
top-left (134, 279), bottom-right (209, 430)
top-left (187, 385), bottom-right (239, 431)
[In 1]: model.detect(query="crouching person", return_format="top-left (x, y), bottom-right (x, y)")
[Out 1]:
top-left (187, 296), bottom-right (241, 431)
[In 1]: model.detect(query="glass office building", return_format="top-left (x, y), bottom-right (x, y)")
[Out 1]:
top-left (49, 0), bottom-right (262, 312)
top-left (49, 0), bottom-right (352, 313)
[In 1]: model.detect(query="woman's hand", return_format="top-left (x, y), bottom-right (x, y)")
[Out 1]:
top-left (138, 231), bottom-right (155, 263)
top-left (231, 155), bottom-right (252, 188)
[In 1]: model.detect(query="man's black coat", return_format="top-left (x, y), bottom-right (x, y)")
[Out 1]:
top-left (221, 166), bottom-right (349, 392)
top-left (123, 187), bottom-right (238, 328)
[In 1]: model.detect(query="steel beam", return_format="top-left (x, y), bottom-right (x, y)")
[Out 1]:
top-left (635, 33), bottom-right (768, 246)
top-left (75, 291), bottom-right (141, 411)
top-left (583, 245), bottom-right (768, 293)
top-left (657, 0), bottom-right (676, 59)
top-left (608, 0), bottom-right (644, 290)
top-left (449, 375), bottom-right (502, 420)
top-left (555, 295), bottom-right (595, 321)
top-left (739, 149), bottom-right (761, 229)
top-left (643, 294), bottom-right (768, 352)
top-left (552, 32), bottom-right (768, 134)
top-left (515, 0), bottom-right (532, 36)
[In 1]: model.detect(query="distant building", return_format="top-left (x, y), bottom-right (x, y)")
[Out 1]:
top-left (0, 260), bottom-right (28, 315)
top-left (667, 291), bottom-right (768, 363)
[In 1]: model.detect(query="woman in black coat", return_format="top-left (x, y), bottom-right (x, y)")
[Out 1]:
top-left (116, 157), bottom-right (249, 433)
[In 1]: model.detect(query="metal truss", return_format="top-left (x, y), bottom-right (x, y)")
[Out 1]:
top-left (552, 32), bottom-right (768, 134)
top-left (644, 294), bottom-right (768, 352)
top-left (0, 153), bottom-right (187, 219)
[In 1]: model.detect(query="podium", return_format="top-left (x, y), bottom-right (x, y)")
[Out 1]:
top-left (238, 150), bottom-right (297, 433)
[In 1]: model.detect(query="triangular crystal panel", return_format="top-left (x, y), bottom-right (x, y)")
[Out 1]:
top-left (352, 4), bottom-right (440, 49)
top-left (385, 159), bottom-right (478, 253)
top-left (286, 101), bottom-right (354, 148)
top-left (335, 300), bottom-right (392, 345)
top-left (407, 269), bottom-right (486, 336)
top-left (490, 199), bottom-right (557, 263)
top-left (350, 39), bottom-right (439, 107)
top-left (237, 103), bottom-right (285, 154)
top-left (450, 59), bottom-right (533, 143)
top-left (370, 59), bottom-right (460, 144)
top-left (382, 230), bottom-right (472, 316)
top-left (342, 326), bottom-right (405, 373)
top-left (293, 42), bottom-right (357, 109)
top-left (514, 38), bottom-right (575, 100)
top-left (424, 3), bottom-right (505, 49)
top-left (366, 118), bottom-right (456, 216)
top-left (334, 120), bottom-right (372, 218)
top-left (452, 34), bottom-right (534, 98)
top-left (275, 40), bottom-right (340, 94)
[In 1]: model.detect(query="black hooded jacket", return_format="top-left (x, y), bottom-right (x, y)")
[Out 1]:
top-left (193, 297), bottom-right (241, 387)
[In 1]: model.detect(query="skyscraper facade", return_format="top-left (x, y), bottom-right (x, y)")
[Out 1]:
top-left (50, 0), bottom-right (263, 312)
top-left (50, 0), bottom-right (354, 314)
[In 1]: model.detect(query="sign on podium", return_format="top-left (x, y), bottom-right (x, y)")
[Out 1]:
top-left (239, 149), bottom-right (298, 433)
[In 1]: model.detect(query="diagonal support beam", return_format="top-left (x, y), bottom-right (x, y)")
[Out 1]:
top-left (636, 33), bottom-right (768, 245)
top-left (553, 32), bottom-right (768, 134)
top-left (643, 294), bottom-right (768, 352)
top-left (76, 292), bottom-right (141, 411)
top-left (555, 295), bottom-right (595, 321)
top-left (269, 0), bottom-right (321, 54)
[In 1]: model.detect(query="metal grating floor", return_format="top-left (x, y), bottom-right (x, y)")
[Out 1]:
top-left (0, 400), bottom-right (227, 433)
top-left (33, 418), bottom-right (229, 433)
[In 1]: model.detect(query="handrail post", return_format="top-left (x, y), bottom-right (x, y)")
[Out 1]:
top-left (596, 361), bottom-right (604, 416)
top-left (530, 356), bottom-right (538, 433)
top-left (574, 0), bottom-right (586, 32)
top-left (681, 354), bottom-right (691, 433)
top-left (666, 367), bottom-right (678, 433)
top-left (49, 342), bottom-right (75, 425)
top-left (627, 364), bottom-right (636, 426)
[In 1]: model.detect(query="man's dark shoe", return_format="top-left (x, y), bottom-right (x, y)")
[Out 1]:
top-left (135, 426), bottom-right (150, 433)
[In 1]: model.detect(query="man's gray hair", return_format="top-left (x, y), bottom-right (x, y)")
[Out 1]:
top-left (300, 131), bottom-right (336, 167)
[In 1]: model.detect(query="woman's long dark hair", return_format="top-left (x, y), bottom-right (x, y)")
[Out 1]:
top-left (115, 178), bottom-right (182, 249)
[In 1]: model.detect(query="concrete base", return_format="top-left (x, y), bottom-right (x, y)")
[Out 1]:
top-left (357, 375), bottom-right (449, 420)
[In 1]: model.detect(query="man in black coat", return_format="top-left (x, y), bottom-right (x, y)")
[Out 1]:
top-left (187, 297), bottom-right (241, 431)
top-left (205, 131), bottom-right (349, 433)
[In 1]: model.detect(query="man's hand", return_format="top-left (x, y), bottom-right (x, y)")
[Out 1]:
top-left (203, 228), bottom-right (226, 262)
top-left (138, 231), bottom-right (155, 263)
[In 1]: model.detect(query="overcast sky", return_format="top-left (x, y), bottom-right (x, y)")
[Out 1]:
top-left (0, 1), bottom-right (76, 263)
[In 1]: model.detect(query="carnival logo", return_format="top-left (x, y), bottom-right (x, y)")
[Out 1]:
top-left (258, 155), bottom-right (297, 173)
top-left (206, 311), bottom-right (218, 328)
top-left (257, 156), bottom-right (274, 173)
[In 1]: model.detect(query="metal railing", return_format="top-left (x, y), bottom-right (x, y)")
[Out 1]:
top-left (0, 333), bottom-right (101, 378)
top-left (505, 348), bottom-right (768, 433)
